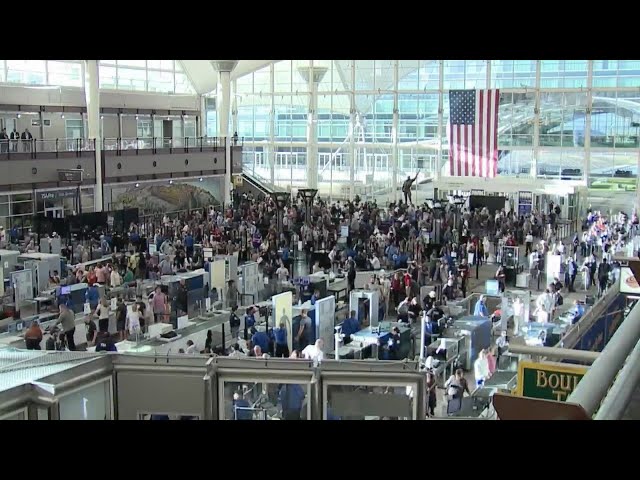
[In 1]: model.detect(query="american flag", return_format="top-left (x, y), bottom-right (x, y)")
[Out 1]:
top-left (447, 89), bottom-right (500, 177)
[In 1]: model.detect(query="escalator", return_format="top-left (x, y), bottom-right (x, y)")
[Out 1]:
top-left (238, 171), bottom-right (286, 199)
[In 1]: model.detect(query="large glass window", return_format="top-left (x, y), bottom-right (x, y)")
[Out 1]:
top-left (117, 68), bottom-right (146, 91)
top-left (498, 92), bottom-right (536, 146)
top-left (591, 91), bottom-right (640, 148)
top-left (147, 70), bottom-right (174, 93)
top-left (443, 60), bottom-right (486, 90)
top-left (491, 60), bottom-right (537, 88)
top-left (47, 61), bottom-right (83, 87)
top-left (97, 60), bottom-right (194, 94)
top-left (6, 60), bottom-right (46, 85)
top-left (540, 60), bottom-right (588, 89)
top-left (593, 61), bottom-right (640, 88)
top-left (538, 92), bottom-right (588, 147)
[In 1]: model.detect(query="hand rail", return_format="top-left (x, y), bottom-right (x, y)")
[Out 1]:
top-left (567, 299), bottom-right (640, 417)
top-left (0, 137), bottom-right (227, 156)
top-left (594, 339), bottom-right (640, 420)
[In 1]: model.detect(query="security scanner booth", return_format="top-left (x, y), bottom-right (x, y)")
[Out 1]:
top-left (0, 249), bottom-right (20, 275)
top-left (238, 261), bottom-right (262, 305)
top-left (424, 336), bottom-right (465, 385)
top-left (445, 315), bottom-right (492, 371)
top-left (160, 269), bottom-right (207, 325)
top-left (39, 237), bottom-right (63, 255)
top-left (500, 290), bottom-right (531, 335)
top-left (293, 274), bottom-right (328, 304)
top-left (545, 252), bottom-right (563, 286)
top-left (18, 253), bottom-right (62, 293)
top-left (500, 246), bottom-right (520, 287)
top-left (346, 289), bottom-right (412, 360)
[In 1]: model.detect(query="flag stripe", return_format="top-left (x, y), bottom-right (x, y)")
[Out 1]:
top-left (448, 89), bottom-right (499, 178)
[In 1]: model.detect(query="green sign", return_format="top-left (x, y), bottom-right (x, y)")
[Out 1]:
top-left (517, 361), bottom-right (587, 402)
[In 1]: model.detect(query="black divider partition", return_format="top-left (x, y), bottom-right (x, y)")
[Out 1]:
top-left (468, 195), bottom-right (507, 214)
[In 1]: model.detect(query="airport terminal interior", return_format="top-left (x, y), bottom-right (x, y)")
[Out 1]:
top-left (0, 59), bottom-right (639, 420)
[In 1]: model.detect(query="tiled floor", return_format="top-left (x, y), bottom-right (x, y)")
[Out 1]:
top-left (290, 239), bottom-right (635, 418)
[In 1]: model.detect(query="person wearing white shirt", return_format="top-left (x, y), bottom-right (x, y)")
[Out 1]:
top-left (185, 340), bottom-right (197, 354)
top-left (474, 349), bottom-right (491, 387)
top-left (370, 254), bottom-right (381, 270)
top-left (302, 339), bottom-right (325, 363)
top-left (110, 268), bottom-right (122, 289)
top-left (126, 304), bottom-right (141, 336)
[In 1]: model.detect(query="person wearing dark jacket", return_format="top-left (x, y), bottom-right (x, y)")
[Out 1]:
top-left (95, 331), bottom-right (118, 352)
top-left (21, 128), bottom-right (33, 152)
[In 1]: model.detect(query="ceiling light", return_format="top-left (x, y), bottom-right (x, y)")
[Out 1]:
top-left (169, 179), bottom-right (173, 184)
top-left (199, 177), bottom-right (203, 182)
top-left (61, 114), bottom-right (65, 119)
top-left (135, 182), bottom-right (139, 187)
top-left (17, 114), bottom-right (21, 118)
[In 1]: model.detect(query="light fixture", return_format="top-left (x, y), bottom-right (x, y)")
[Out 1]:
top-left (61, 113), bottom-right (65, 119)
top-left (199, 177), bottom-right (203, 182)
top-left (135, 182), bottom-right (140, 188)
top-left (17, 114), bottom-right (21, 118)
top-left (184, 115), bottom-right (189, 119)
top-left (135, 115), bottom-right (139, 120)
top-left (100, 115), bottom-right (104, 119)
top-left (169, 179), bottom-right (174, 184)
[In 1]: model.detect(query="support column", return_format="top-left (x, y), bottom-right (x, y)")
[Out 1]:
top-left (269, 65), bottom-right (275, 184)
top-left (349, 107), bottom-right (356, 200)
top-left (392, 61), bottom-right (399, 202)
top-left (199, 94), bottom-right (206, 137)
top-left (584, 61), bottom-right (593, 187)
top-left (532, 60), bottom-right (541, 179)
top-left (84, 60), bottom-right (102, 212)
top-left (435, 60), bottom-right (444, 181)
top-left (231, 80), bottom-right (238, 138)
top-left (298, 64), bottom-right (327, 191)
top-left (212, 61), bottom-right (238, 206)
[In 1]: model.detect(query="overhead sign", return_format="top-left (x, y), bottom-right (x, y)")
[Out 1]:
top-left (233, 175), bottom-right (243, 187)
top-left (58, 169), bottom-right (83, 182)
top-left (38, 190), bottom-right (77, 201)
top-left (517, 361), bottom-right (587, 402)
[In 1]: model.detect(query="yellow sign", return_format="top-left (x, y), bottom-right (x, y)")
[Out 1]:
top-left (233, 175), bottom-right (243, 187)
top-left (517, 360), bottom-right (588, 402)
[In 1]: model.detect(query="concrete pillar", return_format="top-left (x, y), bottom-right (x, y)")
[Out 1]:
top-left (212, 61), bottom-right (238, 205)
top-left (84, 60), bottom-right (102, 211)
top-left (298, 65), bottom-right (327, 190)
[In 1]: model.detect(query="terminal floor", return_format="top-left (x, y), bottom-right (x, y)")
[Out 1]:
top-left (291, 240), bottom-right (607, 418)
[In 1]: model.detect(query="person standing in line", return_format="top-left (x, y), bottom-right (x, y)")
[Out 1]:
top-left (21, 128), bottom-right (33, 152)
top-left (273, 321), bottom-right (289, 358)
top-left (0, 128), bottom-right (9, 153)
top-left (116, 297), bottom-right (127, 341)
top-left (53, 302), bottom-right (77, 351)
top-left (24, 321), bottom-right (43, 350)
top-left (152, 286), bottom-right (168, 323)
top-left (10, 128), bottom-right (19, 152)
top-left (94, 297), bottom-right (111, 333)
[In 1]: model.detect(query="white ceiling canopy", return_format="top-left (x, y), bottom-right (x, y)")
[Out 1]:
top-left (178, 60), bottom-right (277, 95)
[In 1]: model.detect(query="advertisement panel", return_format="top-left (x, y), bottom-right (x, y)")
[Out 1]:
top-left (517, 361), bottom-right (587, 402)
top-left (316, 295), bottom-right (336, 353)
top-left (272, 291), bottom-right (293, 352)
top-left (619, 267), bottom-right (640, 295)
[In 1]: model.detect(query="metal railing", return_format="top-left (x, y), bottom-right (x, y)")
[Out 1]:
top-left (567, 298), bottom-right (640, 419)
top-left (0, 136), bottom-right (244, 158)
top-left (0, 138), bottom-right (96, 157)
top-left (102, 136), bottom-right (223, 154)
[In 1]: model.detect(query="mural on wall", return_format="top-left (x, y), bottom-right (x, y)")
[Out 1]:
top-left (105, 178), bottom-right (224, 213)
